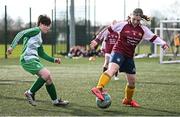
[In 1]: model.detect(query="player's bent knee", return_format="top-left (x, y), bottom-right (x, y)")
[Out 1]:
top-left (105, 70), bottom-right (115, 77)
top-left (38, 68), bottom-right (51, 79)
top-left (44, 74), bottom-right (51, 80)
top-left (46, 78), bottom-right (53, 85)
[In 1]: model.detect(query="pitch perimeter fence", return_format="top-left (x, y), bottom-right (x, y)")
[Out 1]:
top-left (0, 0), bottom-right (154, 59)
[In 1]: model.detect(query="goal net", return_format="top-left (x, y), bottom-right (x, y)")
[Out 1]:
top-left (155, 20), bottom-right (180, 64)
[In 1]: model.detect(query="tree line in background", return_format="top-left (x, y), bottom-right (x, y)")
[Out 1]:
top-left (0, 15), bottom-right (98, 46)
top-left (1, 14), bottom-right (180, 48)
top-left (1, 0), bottom-right (180, 46)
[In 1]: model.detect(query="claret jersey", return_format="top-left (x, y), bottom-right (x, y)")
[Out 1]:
top-left (108, 21), bottom-right (166, 58)
top-left (94, 26), bottom-right (119, 54)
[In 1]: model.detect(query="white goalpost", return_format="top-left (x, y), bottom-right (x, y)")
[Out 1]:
top-left (158, 20), bottom-right (180, 64)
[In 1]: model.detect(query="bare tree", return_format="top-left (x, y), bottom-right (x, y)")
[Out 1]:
top-left (165, 1), bottom-right (180, 19)
top-left (152, 0), bottom-right (180, 20)
top-left (12, 17), bottom-right (25, 30)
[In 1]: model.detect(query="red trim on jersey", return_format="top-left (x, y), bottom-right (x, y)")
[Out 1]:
top-left (94, 38), bottom-right (102, 44)
top-left (108, 27), bottom-right (114, 33)
top-left (150, 35), bottom-right (157, 42)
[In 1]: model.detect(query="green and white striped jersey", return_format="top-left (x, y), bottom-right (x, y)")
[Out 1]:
top-left (11, 27), bottom-right (54, 62)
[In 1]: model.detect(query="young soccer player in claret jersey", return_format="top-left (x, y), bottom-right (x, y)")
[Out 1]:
top-left (90, 20), bottom-right (120, 80)
top-left (91, 8), bottom-right (169, 107)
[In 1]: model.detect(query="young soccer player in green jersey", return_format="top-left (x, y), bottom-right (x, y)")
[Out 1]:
top-left (7, 15), bottom-right (69, 106)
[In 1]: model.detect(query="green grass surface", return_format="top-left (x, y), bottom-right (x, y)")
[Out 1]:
top-left (0, 44), bottom-right (153, 58)
top-left (0, 57), bottom-right (180, 116)
top-left (0, 44), bottom-right (65, 58)
top-left (0, 44), bottom-right (52, 58)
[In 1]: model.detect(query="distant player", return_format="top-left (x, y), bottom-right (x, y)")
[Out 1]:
top-left (173, 33), bottom-right (180, 56)
top-left (91, 8), bottom-right (169, 107)
top-left (90, 20), bottom-right (119, 80)
top-left (7, 15), bottom-right (69, 106)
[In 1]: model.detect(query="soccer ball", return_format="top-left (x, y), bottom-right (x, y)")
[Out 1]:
top-left (96, 93), bottom-right (111, 109)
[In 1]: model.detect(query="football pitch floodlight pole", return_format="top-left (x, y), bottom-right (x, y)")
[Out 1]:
top-left (124, 0), bottom-right (126, 20)
top-left (85, 0), bottom-right (87, 42)
top-left (88, 0), bottom-right (91, 42)
top-left (136, 0), bottom-right (141, 54)
top-left (70, 0), bottom-right (75, 48)
top-left (4, 5), bottom-right (7, 59)
top-left (66, 0), bottom-right (70, 53)
top-left (93, 0), bottom-right (96, 36)
top-left (54, 0), bottom-right (57, 55)
top-left (51, 9), bottom-right (54, 57)
top-left (29, 7), bottom-right (32, 28)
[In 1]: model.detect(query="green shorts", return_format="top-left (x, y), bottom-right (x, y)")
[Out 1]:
top-left (20, 59), bottom-right (44, 75)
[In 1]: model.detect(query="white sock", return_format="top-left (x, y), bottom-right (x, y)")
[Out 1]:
top-left (52, 99), bottom-right (59, 104)
top-left (27, 90), bottom-right (33, 94)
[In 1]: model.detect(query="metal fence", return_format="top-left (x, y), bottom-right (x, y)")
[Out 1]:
top-left (0, 0), bottom-right (98, 59)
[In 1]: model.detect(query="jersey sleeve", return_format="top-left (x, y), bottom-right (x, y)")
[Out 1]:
top-left (10, 27), bottom-right (40, 49)
top-left (142, 25), bottom-right (166, 46)
top-left (38, 45), bottom-right (55, 63)
top-left (10, 31), bottom-right (25, 49)
top-left (94, 26), bottom-right (108, 44)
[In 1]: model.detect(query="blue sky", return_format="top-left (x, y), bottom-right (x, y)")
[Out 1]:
top-left (0, 0), bottom-right (179, 25)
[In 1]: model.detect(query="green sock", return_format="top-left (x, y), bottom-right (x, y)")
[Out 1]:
top-left (30, 77), bottom-right (46, 94)
top-left (45, 83), bottom-right (57, 100)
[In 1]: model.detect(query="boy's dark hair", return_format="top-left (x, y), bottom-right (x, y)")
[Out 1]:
top-left (37, 15), bottom-right (51, 26)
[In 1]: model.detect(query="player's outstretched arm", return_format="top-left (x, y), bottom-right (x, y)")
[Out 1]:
top-left (90, 40), bottom-right (98, 49)
top-left (38, 45), bottom-right (55, 63)
top-left (161, 43), bottom-right (169, 53)
top-left (6, 31), bottom-right (25, 56)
